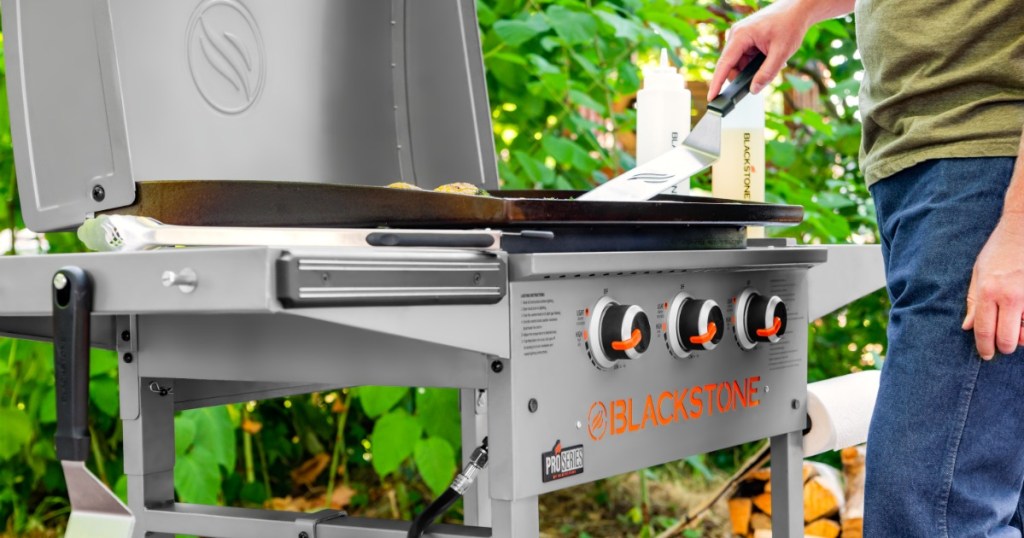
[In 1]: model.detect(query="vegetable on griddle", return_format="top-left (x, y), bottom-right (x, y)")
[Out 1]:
top-left (433, 182), bottom-right (490, 196)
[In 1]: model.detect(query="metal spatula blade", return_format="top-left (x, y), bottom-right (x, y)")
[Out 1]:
top-left (578, 52), bottom-right (766, 202)
top-left (63, 461), bottom-right (134, 537)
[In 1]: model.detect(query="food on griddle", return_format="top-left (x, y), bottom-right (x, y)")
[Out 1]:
top-left (433, 182), bottom-right (490, 196)
top-left (387, 182), bottom-right (423, 190)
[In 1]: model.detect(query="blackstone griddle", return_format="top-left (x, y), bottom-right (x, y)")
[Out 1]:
top-left (101, 181), bottom-right (804, 252)
top-left (0, 1), bottom-right (885, 537)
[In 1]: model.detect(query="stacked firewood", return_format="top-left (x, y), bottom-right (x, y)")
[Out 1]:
top-left (727, 445), bottom-right (866, 538)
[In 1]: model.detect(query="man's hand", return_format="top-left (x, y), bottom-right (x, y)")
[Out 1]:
top-left (963, 127), bottom-right (1024, 359)
top-left (707, 0), bottom-right (855, 100)
top-left (963, 214), bottom-right (1024, 359)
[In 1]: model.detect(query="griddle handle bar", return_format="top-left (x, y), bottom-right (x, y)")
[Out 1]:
top-left (708, 51), bottom-right (766, 117)
top-left (52, 267), bottom-right (93, 463)
top-left (516, 230), bottom-right (556, 240)
top-left (366, 232), bottom-right (495, 249)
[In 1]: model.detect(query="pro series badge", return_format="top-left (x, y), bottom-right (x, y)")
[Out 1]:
top-left (541, 440), bottom-right (584, 483)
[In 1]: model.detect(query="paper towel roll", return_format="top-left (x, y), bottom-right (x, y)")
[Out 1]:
top-left (803, 370), bottom-right (881, 456)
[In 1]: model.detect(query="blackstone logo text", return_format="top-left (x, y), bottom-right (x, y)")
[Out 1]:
top-left (743, 132), bottom-right (752, 200)
top-left (588, 375), bottom-right (762, 441)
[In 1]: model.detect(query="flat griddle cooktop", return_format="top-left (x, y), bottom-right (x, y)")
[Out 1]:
top-left (101, 181), bottom-right (803, 253)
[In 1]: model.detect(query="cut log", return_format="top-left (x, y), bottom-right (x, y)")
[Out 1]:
top-left (747, 467), bottom-right (772, 482)
top-left (803, 475), bottom-right (843, 522)
top-left (751, 512), bottom-right (772, 531)
top-left (753, 492), bottom-right (773, 516)
top-left (804, 518), bottom-right (840, 538)
top-left (842, 518), bottom-right (864, 538)
top-left (841, 445), bottom-right (867, 538)
top-left (753, 530), bottom-right (773, 538)
top-left (803, 463), bottom-right (819, 484)
top-left (729, 497), bottom-right (753, 536)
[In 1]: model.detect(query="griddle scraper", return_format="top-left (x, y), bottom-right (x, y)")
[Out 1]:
top-left (578, 52), bottom-right (766, 202)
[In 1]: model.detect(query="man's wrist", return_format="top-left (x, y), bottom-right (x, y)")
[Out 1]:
top-left (1007, 125), bottom-right (1024, 216)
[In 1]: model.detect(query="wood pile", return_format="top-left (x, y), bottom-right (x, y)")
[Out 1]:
top-left (728, 446), bottom-right (867, 538)
top-left (839, 445), bottom-right (866, 538)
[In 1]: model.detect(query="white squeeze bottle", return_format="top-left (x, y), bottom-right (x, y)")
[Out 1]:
top-left (712, 88), bottom-right (766, 237)
top-left (636, 49), bottom-right (691, 194)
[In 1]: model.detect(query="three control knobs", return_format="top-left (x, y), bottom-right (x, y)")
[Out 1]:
top-left (585, 289), bottom-right (786, 370)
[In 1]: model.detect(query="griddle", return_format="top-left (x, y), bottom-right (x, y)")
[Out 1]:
top-left (101, 181), bottom-right (802, 253)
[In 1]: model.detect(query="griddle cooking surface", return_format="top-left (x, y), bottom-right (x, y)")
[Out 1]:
top-left (102, 181), bottom-right (802, 252)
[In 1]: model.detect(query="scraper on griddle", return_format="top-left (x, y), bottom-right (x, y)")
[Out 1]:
top-left (52, 267), bottom-right (134, 537)
top-left (578, 52), bottom-right (766, 202)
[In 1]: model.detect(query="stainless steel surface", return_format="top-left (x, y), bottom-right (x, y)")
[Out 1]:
top-left (770, 431), bottom-right (805, 537)
top-left (277, 250), bottom-right (507, 307)
top-left (0, 247), bottom-right (511, 318)
top-left (161, 268), bottom-right (198, 294)
top-left (498, 265), bottom-right (811, 499)
top-left (807, 244), bottom-right (885, 320)
top-left (508, 246), bottom-right (827, 280)
top-left (0, 315), bottom-right (117, 348)
top-left (0, 242), bottom-right (886, 537)
top-left (143, 504), bottom-right (490, 538)
top-left (3, 0), bottom-right (498, 231)
top-left (61, 461), bottom-right (135, 538)
top-left (133, 313), bottom-right (493, 388)
top-left (79, 215), bottom-right (505, 252)
top-left (0, 248), bottom-right (276, 316)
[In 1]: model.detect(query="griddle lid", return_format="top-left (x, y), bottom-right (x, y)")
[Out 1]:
top-left (3, 0), bottom-right (498, 231)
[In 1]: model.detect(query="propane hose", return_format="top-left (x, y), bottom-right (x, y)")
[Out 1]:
top-left (407, 438), bottom-right (489, 538)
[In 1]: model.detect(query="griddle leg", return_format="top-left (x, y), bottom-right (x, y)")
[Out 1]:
top-left (122, 375), bottom-right (175, 538)
top-left (769, 430), bottom-right (804, 538)
top-left (460, 388), bottom-right (491, 527)
top-left (491, 497), bottom-right (539, 538)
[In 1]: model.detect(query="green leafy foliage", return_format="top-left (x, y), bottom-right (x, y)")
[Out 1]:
top-left (414, 437), bottom-right (457, 496)
top-left (173, 407), bottom-right (238, 504)
top-left (370, 409), bottom-right (424, 477)
top-left (357, 386), bottom-right (409, 419)
top-left (416, 388), bottom-right (462, 450)
top-left (0, 409), bottom-right (31, 460)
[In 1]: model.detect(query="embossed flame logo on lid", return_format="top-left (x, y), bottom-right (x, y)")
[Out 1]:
top-left (187, 0), bottom-right (265, 114)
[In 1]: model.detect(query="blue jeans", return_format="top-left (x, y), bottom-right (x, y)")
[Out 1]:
top-left (866, 157), bottom-right (1024, 537)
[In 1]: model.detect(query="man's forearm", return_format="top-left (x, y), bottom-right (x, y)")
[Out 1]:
top-left (794, 0), bottom-right (855, 27)
top-left (1003, 125), bottom-right (1024, 216)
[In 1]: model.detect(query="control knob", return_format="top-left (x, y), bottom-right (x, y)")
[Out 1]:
top-left (667, 292), bottom-right (724, 359)
top-left (587, 297), bottom-right (651, 370)
top-left (734, 288), bottom-right (787, 350)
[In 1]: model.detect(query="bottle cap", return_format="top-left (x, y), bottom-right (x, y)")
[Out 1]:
top-left (641, 49), bottom-right (686, 91)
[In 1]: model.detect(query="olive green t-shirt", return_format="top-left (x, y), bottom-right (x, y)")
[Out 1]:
top-left (855, 0), bottom-right (1024, 185)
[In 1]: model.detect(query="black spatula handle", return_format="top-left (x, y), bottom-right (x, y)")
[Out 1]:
top-left (708, 51), bottom-right (767, 117)
top-left (53, 267), bottom-right (93, 462)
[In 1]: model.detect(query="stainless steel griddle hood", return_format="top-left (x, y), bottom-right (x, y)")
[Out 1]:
top-left (3, 0), bottom-right (498, 231)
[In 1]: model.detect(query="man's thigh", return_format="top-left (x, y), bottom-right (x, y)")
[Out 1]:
top-left (865, 157), bottom-right (1024, 538)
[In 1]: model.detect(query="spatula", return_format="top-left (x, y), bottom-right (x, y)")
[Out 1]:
top-left (578, 52), bottom-right (766, 202)
top-left (52, 267), bottom-right (135, 538)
